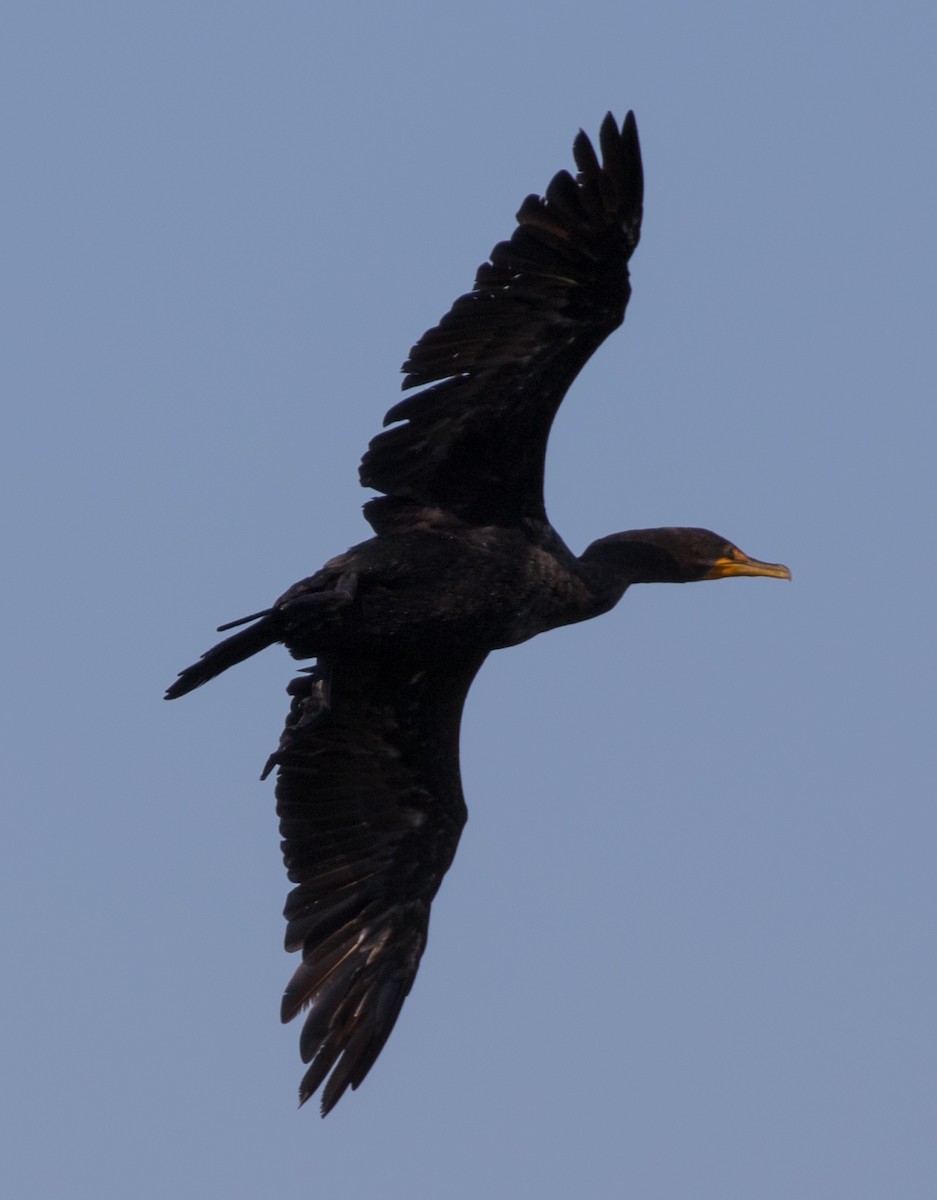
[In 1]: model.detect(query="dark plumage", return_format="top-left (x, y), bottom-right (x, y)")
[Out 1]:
top-left (166, 113), bottom-right (790, 1115)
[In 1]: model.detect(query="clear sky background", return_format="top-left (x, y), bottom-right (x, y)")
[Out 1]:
top-left (4, 3), bottom-right (936, 1197)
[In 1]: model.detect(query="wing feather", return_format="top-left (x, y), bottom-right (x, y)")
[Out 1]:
top-left (266, 651), bottom-right (485, 1113)
top-left (359, 112), bottom-right (643, 526)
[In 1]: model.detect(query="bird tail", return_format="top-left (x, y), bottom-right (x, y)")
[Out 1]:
top-left (164, 611), bottom-right (278, 699)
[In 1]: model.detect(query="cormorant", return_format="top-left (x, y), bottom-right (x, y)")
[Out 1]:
top-left (166, 112), bottom-right (790, 1115)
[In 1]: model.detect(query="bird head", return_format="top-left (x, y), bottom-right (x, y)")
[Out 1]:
top-left (582, 527), bottom-right (791, 586)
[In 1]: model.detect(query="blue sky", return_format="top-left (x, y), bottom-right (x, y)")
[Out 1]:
top-left (4, 3), bottom-right (936, 1196)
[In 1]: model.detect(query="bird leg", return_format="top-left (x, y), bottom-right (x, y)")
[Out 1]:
top-left (281, 571), bottom-right (359, 617)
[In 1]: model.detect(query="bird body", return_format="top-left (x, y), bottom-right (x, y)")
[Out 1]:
top-left (167, 112), bottom-right (789, 1114)
top-left (172, 519), bottom-right (625, 688)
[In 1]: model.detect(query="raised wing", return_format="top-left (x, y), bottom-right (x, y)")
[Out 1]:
top-left (360, 111), bottom-right (643, 528)
top-left (265, 649), bottom-right (486, 1114)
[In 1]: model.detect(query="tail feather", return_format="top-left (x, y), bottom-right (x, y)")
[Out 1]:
top-left (165, 617), bottom-right (279, 699)
top-left (216, 607), bottom-right (274, 632)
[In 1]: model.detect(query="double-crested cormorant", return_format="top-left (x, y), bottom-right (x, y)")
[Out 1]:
top-left (166, 112), bottom-right (790, 1115)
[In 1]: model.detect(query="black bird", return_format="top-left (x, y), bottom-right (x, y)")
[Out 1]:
top-left (166, 112), bottom-right (790, 1115)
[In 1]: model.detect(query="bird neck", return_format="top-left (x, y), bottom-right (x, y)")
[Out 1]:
top-left (579, 529), bottom-right (697, 590)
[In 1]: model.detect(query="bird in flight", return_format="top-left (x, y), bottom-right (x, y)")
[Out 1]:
top-left (167, 112), bottom-right (790, 1115)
